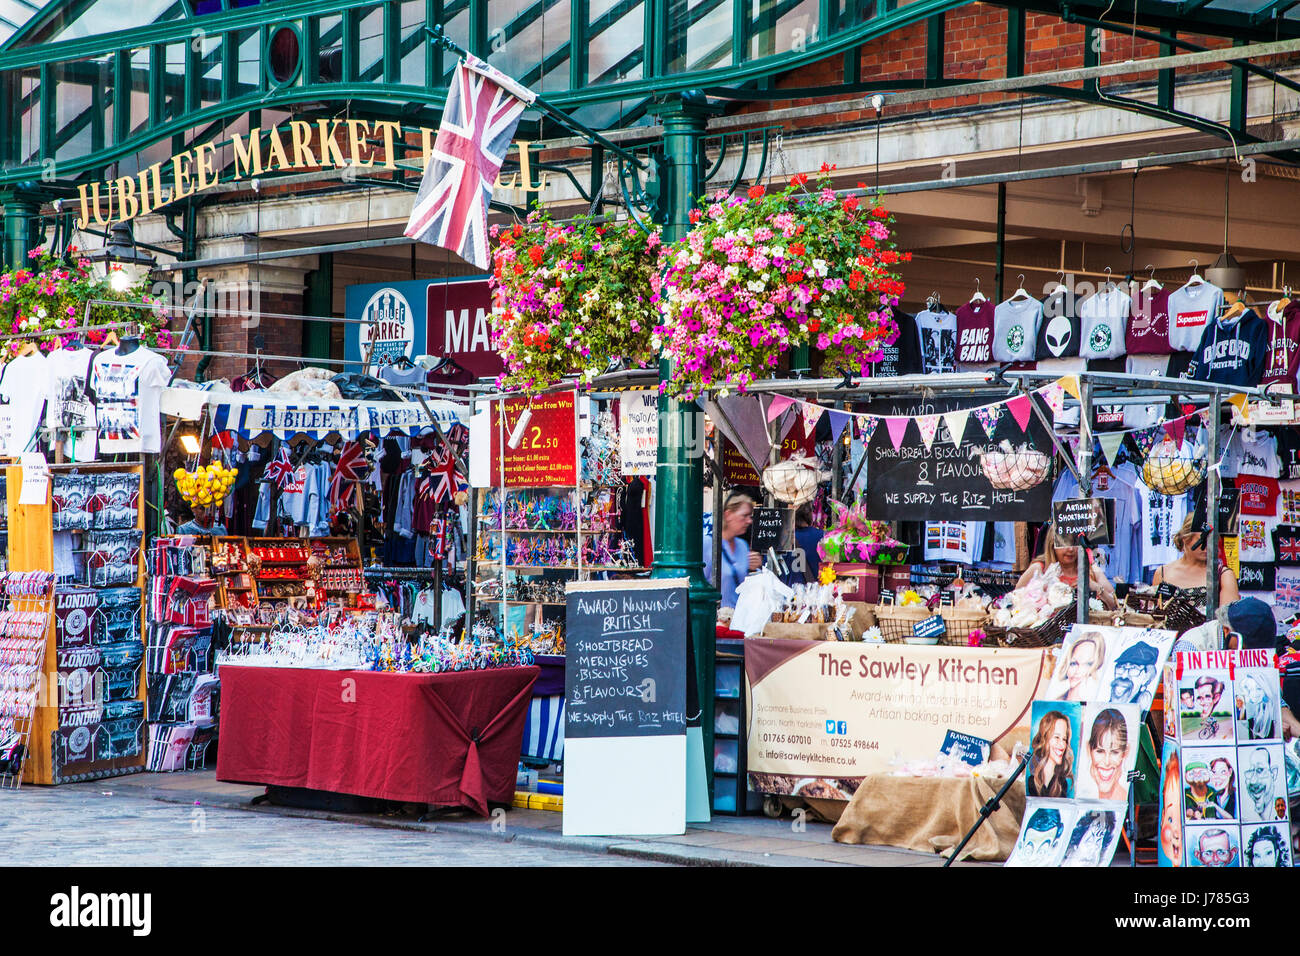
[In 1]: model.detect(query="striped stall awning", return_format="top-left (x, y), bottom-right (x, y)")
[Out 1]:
top-left (161, 387), bottom-right (467, 440)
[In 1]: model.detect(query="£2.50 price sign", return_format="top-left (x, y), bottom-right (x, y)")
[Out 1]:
top-left (490, 390), bottom-right (578, 487)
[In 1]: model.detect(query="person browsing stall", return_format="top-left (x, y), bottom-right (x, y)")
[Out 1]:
top-left (1015, 526), bottom-right (1119, 609)
top-left (703, 492), bottom-right (761, 609)
top-left (1152, 516), bottom-right (1239, 607)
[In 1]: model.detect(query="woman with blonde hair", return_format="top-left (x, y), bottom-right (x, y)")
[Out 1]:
top-left (1152, 515), bottom-right (1239, 608)
top-left (1028, 709), bottom-right (1075, 798)
top-left (703, 491), bottom-right (760, 608)
top-left (1015, 526), bottom-right (1119, 609)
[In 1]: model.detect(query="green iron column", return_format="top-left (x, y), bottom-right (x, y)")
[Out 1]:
top-left (1, 182), bottom-right (42, 270)
top-left (653, 91), bottom-right (720, 801)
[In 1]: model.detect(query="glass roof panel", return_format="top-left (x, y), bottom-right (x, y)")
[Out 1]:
top-left (0, 0), bottom-right (52, 45)
top-left (17, 0), bottom-right (186, 47)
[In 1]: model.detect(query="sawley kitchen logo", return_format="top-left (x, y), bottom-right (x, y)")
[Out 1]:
top-left (49, 886), bottom-right (151, 936)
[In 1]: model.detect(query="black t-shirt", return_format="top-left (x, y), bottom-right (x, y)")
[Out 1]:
top-left (873, 310), bottom-right (923, 377)
top-left (1036, 291), bottom-right (1082, 360)
top-left (1275, 427), bottom-right (1300, 480)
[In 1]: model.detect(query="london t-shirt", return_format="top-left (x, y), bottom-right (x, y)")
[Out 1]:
top-left (90, 345), bottom-right (171, 454)
top-left (1276, 428), bottom-right (1300, 480)
top-left (1167, 279), bottom-right (1225, 352)
top-left (0, 351), bottom-right (49, 455)
top-left (44, 346), bottom-right (97, 461)
top-left (914, 308), bottom-right (958, 374)
top-left (1261, 300), bottom-right (1300, 389)
top-left (955, 299), bottom-right (996, 368)
top-left (1225, 429), bottom-right (1280, 479)
top-left (1236, 473), bottom-right (1280, 518)
top-left (1126, 286), bottom-right (1172, 355)
top-left (872, 310), bottom-right (923, 377)
top-left (1078, 287), bottom-right (1131, 361)
top-left (993, 295), bottom-right (1042, 362)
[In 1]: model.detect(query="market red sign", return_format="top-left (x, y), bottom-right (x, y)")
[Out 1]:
top-left (489, 390), bottom-right (577, 487)
top-left (426, 279), bottom-right (504, 378)
top-left (722, 427), bottom-right (817, 486)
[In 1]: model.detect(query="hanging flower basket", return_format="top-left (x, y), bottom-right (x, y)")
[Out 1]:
top-left (488, 210), bottom-right (664, 392)
top-left (816, 500), bottom-right (906, 565)
top-left (1142, 436), bottom-right (1206, 494)
top-left (0, 247), bottom-right (174, 357)
top-left (979, 442), bottom-right (1052, 491)
top-left (654, 167), bottom-right (911, 400)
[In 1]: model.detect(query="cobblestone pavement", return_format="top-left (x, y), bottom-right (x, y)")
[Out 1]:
top-left (1, 784), bottom-right (667, 866)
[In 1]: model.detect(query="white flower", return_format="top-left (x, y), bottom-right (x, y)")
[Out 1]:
top-left (37, 307), bottom-right (47, 318)
top-left (812, 259), bottom-right (828, 277)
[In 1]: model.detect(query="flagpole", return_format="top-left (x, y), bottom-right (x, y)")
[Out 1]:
top-left (424, 25), bottom-right (648, 170)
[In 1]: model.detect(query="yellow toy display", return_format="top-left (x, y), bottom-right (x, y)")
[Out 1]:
top-left (174, 462), bottom-right (237, 509)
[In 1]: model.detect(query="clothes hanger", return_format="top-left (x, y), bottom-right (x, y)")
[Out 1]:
top-left (1142, 264), bottom-right (1163, 293)
top-left (103, 327), bottom-right (120, 347)
top-left (970, 277), bottom-right (986, 303)
top-left (1102, 266), bottom-right (1115, 293)
top-left (1047, 270), bottom-right (1068, 297)
top-left (1186, 259), bottom-right (1204, 286)
top-left (1008, 274), bottom-right (1031, 301)
top-left (1276, 285), bottom-right (1291, 312)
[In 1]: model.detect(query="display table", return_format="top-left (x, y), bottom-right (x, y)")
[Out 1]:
top-left (832, 773), bottom-right (1026, 863)
top-left (216, 664), bottom-right (539, 816)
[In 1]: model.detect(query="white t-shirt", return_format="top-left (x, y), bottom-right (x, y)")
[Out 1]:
top-left (923, 521), bottom-right (985, 565)
top-left (44, 347), bottom-right (98, 461)
top-left (90, 346), bottom-right (171, 454)
top-left (1226, 430), bottom-right (1280, 477)
top-left (1123, 355), bottom-right (1169, 429)
top-left (992, 522), bottom-right (1016, 565)
top-left (1167, 280), bottom-right (1225, 352)
top-left (1239, 515), bottom-right (1278, 563)
top-left (993, 296), bottom-right (1042, 362)
top-left (1137, 479), bottom-right (1187, 568)
top-left (0, 352), bottom-right (49, 455)
top-left (1078, 287), bottom-right (1131, 360)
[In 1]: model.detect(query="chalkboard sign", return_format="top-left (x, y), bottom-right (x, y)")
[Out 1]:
top-left (564, 580), bottom-right (688, 739)
top-left (1156, 581), bottom-right (1178, 600)
top-left (912, 614), bottom-right (947, 640)
top-left (939, 590), bottom-right (955, 607)
top-left (750, 507), bottom-right (792, 553)
top-left (880, 587), bottom-right (896, 605)
top-left (862, 395), bottom-right (1053, 521)
top-left (1053, 497), bottom-right (1112, 545)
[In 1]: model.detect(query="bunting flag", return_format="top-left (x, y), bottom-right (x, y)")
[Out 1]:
top-left (1007, 394), bottom-right (1033, 433)
top-left (1039, 381), bottom-right (1067, 420)
top-left (885, 416), bottom-right (910, 450)
top-left (800, 401), bottom-right (823, 438)
top-left (1063, 435), bottom-right (1081, 456)
top-left (916, 415), bottom-right (940, 451)
top-left (826, 410), bottom-right (852, 443)
top-left (1133, 425), bottom-right (1163, 456)
top-left (942, 409), bottom-right (970, 448)
top-left (859, 416), bottom-right (879, 444)
top-left (1227, 393), bottom-right (1249, 420)
top-left (1097, 431), bottom-right (1126, 468)
top-left (1061, 374), bottom-right (1081, 401)
top-left (1164, 416), bottom-right (1186, 449)
top-left (766, 395), bottom-right (795, 423)
top-left (974, 404), bottom-right (1001, 441)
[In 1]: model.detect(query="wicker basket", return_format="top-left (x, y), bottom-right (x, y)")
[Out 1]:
top-left (874, 604), bottom-right (988, 645)
top-left (1162, 597), bottom-right (1206, 636)
top-left (1142, 452), bottom-right (1206, 495)
top-left (985, 604), bottom-right (1074, 648)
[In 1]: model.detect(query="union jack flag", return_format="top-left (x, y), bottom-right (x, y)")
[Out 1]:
top-left (1278, 534), bottom-right (1300, 563)
top-left (404, 55), bottom-right (536, 269)
top-left (263, 445), bottom-right (295, 490)
top-left (428, 448), bottom-right (464, 504)
top-left (329, 441), bottom-right (367, 516)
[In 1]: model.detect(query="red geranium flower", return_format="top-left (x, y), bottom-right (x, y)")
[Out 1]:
top-left (748, 184), bottom-right (765, 200)
top-left (528, 246), bottom-right (544, 266)
top-left (789, 242), bottom-right (805, 255)
top-left (790, 173), bottom-right (808, 187)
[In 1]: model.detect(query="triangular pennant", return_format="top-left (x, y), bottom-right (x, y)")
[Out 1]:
top-left (916, 415), bottom-right (940, 451)
top-left (800, 401), bottom-right (823, 438)
top-left (1007, 394), bottom-right (1033, 433)
top-left (974, 404), bottom-right (1002, 441)
top-left (1164, 417), bottom-right (1186, 449)
top-left (1039, 381), bottom-right (1066, 420)
top-left (1063, 435), bottom-right (1081, 457)
top-left (826, 410), bottom-right (851, 443)
top-left (859, 416), bottom-right (879, 444)
top-left (765, 395), bottom-right (794, 423)
top-left (885, 416), bottom-right (910, 450)
top-left (1060, 375), bottom-right (1081, 401)
top-left (1228, 393), bottom-right (1248, 417)
top-left (942, 409), bottom-right (969, 448)
top-left (1134, 425), bottom-right (1162, 455)
top-left (1097, 431), bottom-right (1126, 467)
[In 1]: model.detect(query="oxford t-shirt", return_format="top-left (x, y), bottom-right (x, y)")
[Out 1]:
top-left (1186, 310), bottom-right (1270, 387)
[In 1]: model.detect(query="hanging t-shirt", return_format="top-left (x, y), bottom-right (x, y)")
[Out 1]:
top-left (955, 299), bottom-right (996, 368)
top-left (1126, 286), bottom-right (1172, 355)
top-left (1236, 473), bottom-right (1280, 518)
top-left (1078, 286), bottom-right (1131, 360)
top-left (1138, 479), bottom-right (1187, 569)
top-left (1276, 429), bottom-right (1300, 480)
top-left (1123, 355), bottom-right (1170, 429)
top-left (89, 346), bottom-right (171, 454)
top-left (1186, 310), bottom-right (1270, 387)
top-left (914, 308), bottom-right (958, 374)
top-left (993, 295), bottom-right (1042, 362)
top-left (1278, 479), bottom-right (1300, 525)
top-left (991, 522), bottom-right (1017, 565)
top-left (1271, 524), bottom-right (1300, 565)
top-left (1273, 566), bottom-right (1300, 619)
top-left (0, 352), bottom-right (49, 455)
top-left (1261, 300), bottom-right (1300, 389)
top-left (872, 310), bottom-right (923, 377)
top-left (923, 521), bottom-right (985, 565)
top-left (1238, 562), bottom-right (1275, 593)
top-left (1167, 279), bottom-right (1225, 352)
top-left (1226, 430), bottom-right (1280, 478)
top-left (1035, 290), bottom-right (1081, 362)
top-left (44, 346), bottom-right (98, 461)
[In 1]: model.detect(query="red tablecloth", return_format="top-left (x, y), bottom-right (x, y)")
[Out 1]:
top-left (216, 664), bottom-right (538, 816)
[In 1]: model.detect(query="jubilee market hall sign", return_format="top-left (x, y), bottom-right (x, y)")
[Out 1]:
top-left (73, 119), bottom-right (548, 229)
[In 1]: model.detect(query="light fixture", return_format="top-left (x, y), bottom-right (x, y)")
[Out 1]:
top-left (179, 433), bottom-right (202, 455)
top-left (1205, 160), bottom-right (1246, 294)
top-left (86, 222), bottom-right (157, 288)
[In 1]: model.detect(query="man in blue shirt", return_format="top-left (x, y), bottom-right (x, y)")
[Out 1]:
top-left (704, 492), bottom-right (760, 608)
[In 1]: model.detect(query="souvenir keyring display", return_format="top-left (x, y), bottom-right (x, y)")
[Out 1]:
top-left (0, 571), bottom-right (58, 789)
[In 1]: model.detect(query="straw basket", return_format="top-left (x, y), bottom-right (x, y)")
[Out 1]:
top-left (873, 604), bottom-right (988, 645)
top-left (1142, 451), bottom-right (1206, 495)
top-left (985, 604), bottom-right (1074, 648)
